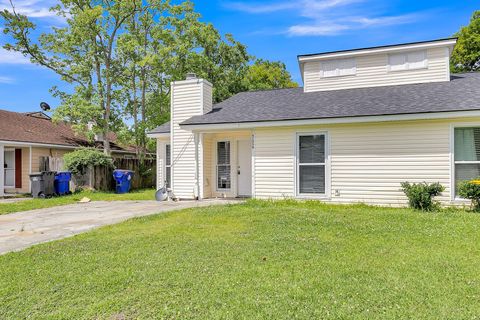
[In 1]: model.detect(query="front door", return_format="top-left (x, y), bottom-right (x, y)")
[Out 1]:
top-left (237, 140), bottom-right (252, 197)
top-left (4, 149), bottom-right (15, 188)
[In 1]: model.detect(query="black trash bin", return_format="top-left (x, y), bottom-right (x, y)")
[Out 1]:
top-left (29, 171), bottom-right (56, 198)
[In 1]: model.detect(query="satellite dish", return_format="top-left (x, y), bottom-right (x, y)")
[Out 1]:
top-left (40, 102), bottom-right (51, 111)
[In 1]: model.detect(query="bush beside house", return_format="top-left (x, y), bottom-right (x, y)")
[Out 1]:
top-left (458, 180), bottom-right (480, 211)
top-left (401, 182), bottom-right (445, 211)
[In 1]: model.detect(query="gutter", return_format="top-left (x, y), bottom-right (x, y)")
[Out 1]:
top-left (179, 110), bottom-right (480, 132)
top-left (0, 140), bottom-right (136, 154)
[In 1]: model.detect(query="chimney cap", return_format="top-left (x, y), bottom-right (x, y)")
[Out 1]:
top-left (185, 72), bottom-right (197, 80)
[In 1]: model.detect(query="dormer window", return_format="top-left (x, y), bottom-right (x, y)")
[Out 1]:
top-left (388, 50), bottom-right (427, 72)
top-left (320, 58), bottom-right (356, 78)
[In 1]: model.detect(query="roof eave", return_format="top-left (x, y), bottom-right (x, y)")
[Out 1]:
top-left (297, 38), bottom-right (457, 63)
top-left (180, 109), bottom-right (480, 132)
top-left (147, 132), bottom-right (170, 138)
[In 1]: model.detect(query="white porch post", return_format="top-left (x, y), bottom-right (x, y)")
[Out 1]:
top-left (194, 132), bottom-right (204, 200)
top-left (0, 144), bottom-right (4, 197)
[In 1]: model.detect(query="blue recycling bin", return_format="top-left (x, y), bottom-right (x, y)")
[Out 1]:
top-left (113, 170), bottom-right (134, 194)
top-left (54, 171), bottom-right (72, 195)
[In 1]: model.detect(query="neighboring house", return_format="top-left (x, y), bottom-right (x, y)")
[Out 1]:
top-left (148, 37), bottom-right (480, 206)
top-left (0, 110), bottom-right (136, 196)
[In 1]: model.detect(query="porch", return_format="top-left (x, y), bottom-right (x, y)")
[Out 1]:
top-left (156, 130), bottom-right (255, 200)
top-left (201, 130), bottom-right (254, 199)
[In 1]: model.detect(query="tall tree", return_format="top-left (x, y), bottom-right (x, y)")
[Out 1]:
top-left (451, 10), bottom-right (480, 73)
top-left (1, 0), bottom-right (142, 154)
top-left (242, 59), bottom-right (298, 91)
top-left (2, 0), bottom-right (298, 157)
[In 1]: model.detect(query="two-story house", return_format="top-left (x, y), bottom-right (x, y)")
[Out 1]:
top-left (148, 37), bottom-right (480, 206)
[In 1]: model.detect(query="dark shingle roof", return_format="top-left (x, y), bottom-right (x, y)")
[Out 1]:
top-left (182, 73), bottom-right (480, 126)
top-left (149, 122), bottom-right (170, 134)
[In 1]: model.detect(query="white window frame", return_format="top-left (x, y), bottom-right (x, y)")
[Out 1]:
top-left (387, 50), bottom-right (428, 72)
top-left (216, 140), bottom-right (231, 191)
top-left (295, 132), bottom-right (330, 198)
top-left (450, 123), bottom-right (480, 201)
top-left (320, 58), bottom-right (356, 78)
top-left (165, 144), bottom-right (171, 189)
top-left (4, 148), bottom-right (15, 189)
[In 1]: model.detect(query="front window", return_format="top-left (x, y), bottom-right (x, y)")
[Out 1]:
top-left (454, 127), bottom-right (480, 196)
top-left (165, 144), bottom-right (171, 188)
top-left (217, 141), bottom-right (231, 190)
top-left (297, 134), bottom-right (326, 195)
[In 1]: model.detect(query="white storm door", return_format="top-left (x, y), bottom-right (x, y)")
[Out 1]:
top-left (237, 140), bottom-right (252, 197)
top-left (4, 149), bottom-right (15, 188)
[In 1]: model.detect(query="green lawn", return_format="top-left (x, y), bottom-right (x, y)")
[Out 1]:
top-left (1, 200), bottom-right (479, 319)
top-left (0, 189), bottom-right (156, 215)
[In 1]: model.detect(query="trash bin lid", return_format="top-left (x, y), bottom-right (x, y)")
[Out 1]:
top-left (29, 172), bottom-right (43, 177)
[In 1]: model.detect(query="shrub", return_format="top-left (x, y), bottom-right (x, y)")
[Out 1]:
top-left (401, 182), bottom-right (445, 211)
top-left (458, 179), bottom-right (480, 211)
top-left (64, 148), bottom-right (115, 175)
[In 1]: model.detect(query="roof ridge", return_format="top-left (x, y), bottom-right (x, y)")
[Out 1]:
top-left (238, 86), bottom-right (303, 94)
top-left (297, 37), bottom-right (458, 58)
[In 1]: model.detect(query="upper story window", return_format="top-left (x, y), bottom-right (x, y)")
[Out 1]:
top-left (388, 50), bottom-right (427, 72)
top-left (320, 58), bottom-right (356, 78)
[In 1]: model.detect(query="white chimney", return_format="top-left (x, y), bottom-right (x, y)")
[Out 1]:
top-left (170, 76), bottom-right (212, 199)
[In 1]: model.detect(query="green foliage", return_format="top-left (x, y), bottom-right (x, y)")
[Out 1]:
top-left (242, 59), bottom-right (298, 91)
top-left (458, 179), bottom-right (480, 211)
top-left (64, 148), bottom-right (114, 175)
top-left (401, 181), bottom-right (445, 211)
top-left (1, 201), bottom-right (480, 318)
top-left (1, 0), bottom-right (298, 157)
top-left (451, 10), bottom-right (480, 72)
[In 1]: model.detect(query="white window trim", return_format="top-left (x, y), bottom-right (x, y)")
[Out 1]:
top-left (4, 148), bottom-right (16, 189)
top-left (294, 131), bottom-right (331, 199)
top-left (320, 58), bottom-right (356, 78)
top-left (449, 123), bottom-right (480, 202)
top-left (387, 50), bottom-right (428, 72)
top-left (165, 144), bottom-right (171, 189)
top-left (216, 140), bottom-right (232, 192)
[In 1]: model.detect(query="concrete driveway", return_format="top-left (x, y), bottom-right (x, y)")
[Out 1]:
top-left (0, 199), bottom-right (235, 255)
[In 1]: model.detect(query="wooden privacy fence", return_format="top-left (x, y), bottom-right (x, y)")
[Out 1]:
top-left (40, 157), bottom-right (156, 191)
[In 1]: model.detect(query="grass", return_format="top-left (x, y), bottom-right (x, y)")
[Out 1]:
top-left (1, 199), bottom-right (480, 319)
top-left (0, 189), bottom-right (156, 215)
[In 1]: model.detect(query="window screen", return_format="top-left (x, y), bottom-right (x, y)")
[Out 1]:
top-left (217, 141), bottom-right (231, 189)
top-left (165, 144), bottom-right (171, 188)
top-left (298, 134), bottom-right (326, 194)
top-left (454, 128), bottom-right (480, 196)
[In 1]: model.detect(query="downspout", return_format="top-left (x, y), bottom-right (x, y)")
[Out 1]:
top-left (251, 129), bottom-right (256, 198)
top-left (29, 146), bottom-right (32, 193)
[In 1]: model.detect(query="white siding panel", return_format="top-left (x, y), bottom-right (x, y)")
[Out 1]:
top-left (254, 129), bottom-right (295, 198)
top-left (171, 80), bottom-right (212, 199)
top-left (304, 47), bottom-right (449, 92)
top-left (253, 118), bottom-right (480, 206)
